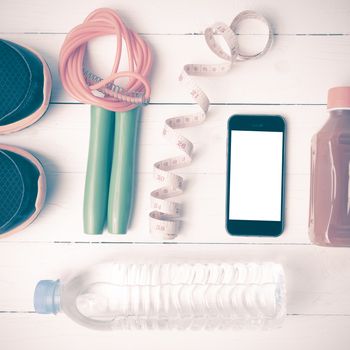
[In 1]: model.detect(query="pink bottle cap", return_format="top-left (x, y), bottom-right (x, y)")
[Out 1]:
top-left (328, 87), bottom-right (350, 110)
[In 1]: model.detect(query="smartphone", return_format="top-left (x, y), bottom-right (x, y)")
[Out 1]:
top-left (226, 115), bottom-right (286, 236)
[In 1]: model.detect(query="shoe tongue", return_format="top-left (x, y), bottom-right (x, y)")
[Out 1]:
top-left (0, 149), bottom-right (24, 233)
top-left (0, 40), bottom-right (30, 120)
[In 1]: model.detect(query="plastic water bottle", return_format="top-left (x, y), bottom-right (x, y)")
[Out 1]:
top-left (34, 262), bottom-right (286, 330)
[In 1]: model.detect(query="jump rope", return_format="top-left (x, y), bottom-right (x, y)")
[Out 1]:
top-left (59, 8), bottom-right (152, 235)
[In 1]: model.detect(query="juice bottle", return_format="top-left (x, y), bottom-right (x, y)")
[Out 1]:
top-left (309, 87), bottom-right (350, 246)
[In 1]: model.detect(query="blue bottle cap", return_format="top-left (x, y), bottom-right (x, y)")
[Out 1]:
top-left (33, 280), bottom-right (60, 314)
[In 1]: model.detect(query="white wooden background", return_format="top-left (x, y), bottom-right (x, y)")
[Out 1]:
top-left (1, 0), bottom-right (350, 348)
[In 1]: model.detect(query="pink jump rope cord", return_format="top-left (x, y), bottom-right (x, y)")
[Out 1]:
top-left (59, 8), bottom-right (152, 112)
top-left (58, 8), bottom-right (153, 236)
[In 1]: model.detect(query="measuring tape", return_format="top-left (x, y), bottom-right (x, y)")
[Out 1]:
top-left (149, 11), bottom-right (274, 240)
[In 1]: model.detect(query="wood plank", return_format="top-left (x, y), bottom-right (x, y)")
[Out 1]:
top-left (1, 104), bottom-right (326, 175)
top-left (0, 243), bottom-right (350, 315)
top-left (0, 172), bottom-right (311, 243)
top-left (1, 104), bottom-right (324, 243)
top-left (1, 34), bottom-right (350, 104)
top-left (1, 314), bottom-right (350, 350)
top-left (1, 0), bottom-right (350, 34)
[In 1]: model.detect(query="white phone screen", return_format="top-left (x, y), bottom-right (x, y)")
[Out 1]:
top-left (229, 130), bottom-right (283, 221)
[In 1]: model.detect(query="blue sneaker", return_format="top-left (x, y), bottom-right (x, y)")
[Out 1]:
top-left (0, 144), bottom-right (46, 237)
top-left (0, 39), bottom-right (52, 134)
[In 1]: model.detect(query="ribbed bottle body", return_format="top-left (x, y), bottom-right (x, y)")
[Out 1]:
top-left (57, 263), bottom-right (285, 330)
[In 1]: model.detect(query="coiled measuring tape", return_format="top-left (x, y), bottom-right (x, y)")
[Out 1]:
top-left (150, 11), bottom-right (273, 240)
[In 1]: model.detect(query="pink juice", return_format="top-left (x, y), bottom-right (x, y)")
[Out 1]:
top-left (309, 87), bottom-right (350, 246)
